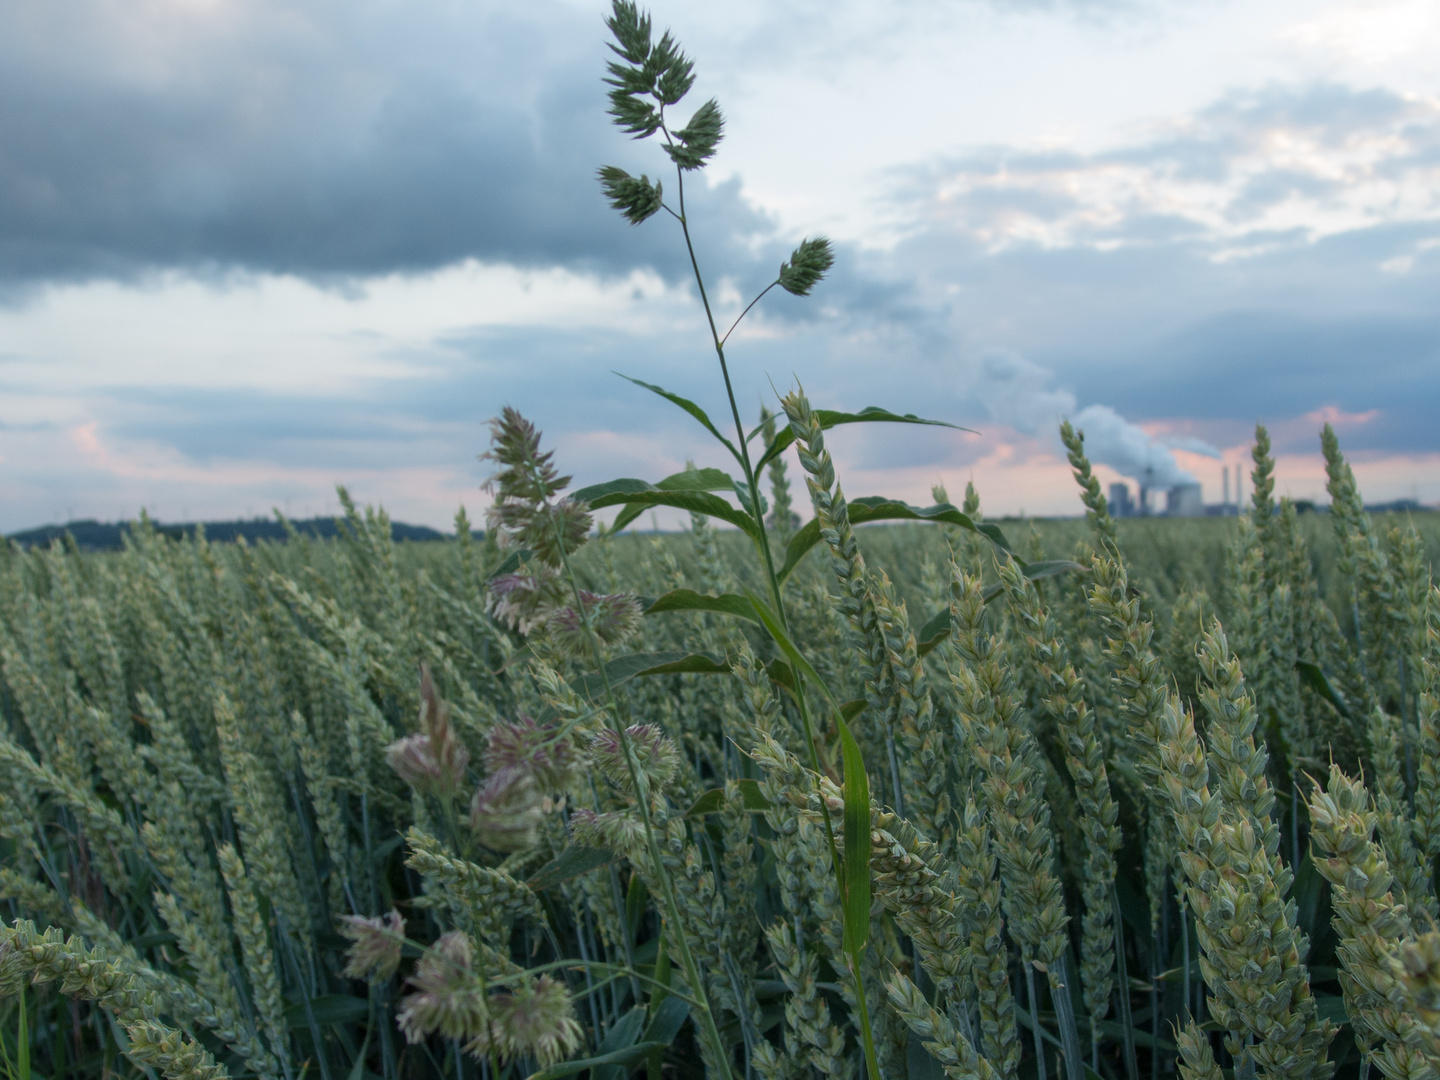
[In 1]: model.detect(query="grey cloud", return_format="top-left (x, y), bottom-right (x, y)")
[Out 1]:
top-left (894, 83), bottom-right (1440, 253)
top-left (0, 0), bottom-right (780, 289)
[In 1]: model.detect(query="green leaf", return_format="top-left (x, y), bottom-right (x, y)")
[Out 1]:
top-left (839, 699), bottom-right (867, 723)
top-left (571, 484), bottom-right (762, 543)
top-left (736, 777), bottom-right (771, 810)
top-left (742, 588), bottom-right (869, 956)
top-left (571, 478), bottom-right (658, 503)
top-left (487, 548), bottom-right (535, 580)
top-left (627, 652), bottom-right (732, 676)
top-left (777, 498), bottom-right (1012, 583)
top-left (1297, 660), bottom-right (1352, 719)
top-left (590, 1006), bottom-right (650, 1080)
top-left (526, 1042), bottom-right (666, 1080)
top-left (907, 559), bottom-right (1092, 648)
top-left (656, 468), bottom-right (735, 492)
top-left (526, 846), bottom-right (618, 891)
top-left (686, 789), bottom-right (726, 817)
top-left (915, 610), bottom-right (951, 659)
top-left (745, 592), bottom-right (832, 705)
top-left (687, 780), bottom-right (770, 817)
top-left (754, 407), bottom-right (975, 473)
top-left (643, 995), bottom-right (691, 1045)
top-left (615, 374), bottom-right (741, 463)
top-left (285, 995), bottom-right (370, 1030)
top-left (1020, 559), bottom-right (1090, 581)
top-left (644, 588), bottom-right (760, 623)
top-left (838, 715), bottom-right (871, 955)
top-left (571, 651), bottom-right (730, 699)
top-left (605, 468), bottom-right (738, 533)
top-left (766, 658), bottom-right (796, 695)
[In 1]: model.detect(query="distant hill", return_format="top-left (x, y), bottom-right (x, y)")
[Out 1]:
top-left (6, 516), bottom-right (449, 552)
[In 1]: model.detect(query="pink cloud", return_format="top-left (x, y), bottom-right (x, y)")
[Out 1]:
top-left (1304, 405), bottom-right (1381, 427)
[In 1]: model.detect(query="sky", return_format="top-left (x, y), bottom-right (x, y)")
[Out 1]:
top-left (2, 0), bottom-right (1438, 533)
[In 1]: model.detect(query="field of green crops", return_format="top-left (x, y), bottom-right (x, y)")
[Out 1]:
top-left (1, 415), bottom-right (1437, 1080)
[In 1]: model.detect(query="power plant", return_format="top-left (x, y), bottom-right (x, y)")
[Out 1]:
top-left (1108, 464), bottom-right (1243, 518)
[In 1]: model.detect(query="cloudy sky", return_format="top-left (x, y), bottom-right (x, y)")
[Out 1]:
top-left (2, 0), bottom-right (1437, 533)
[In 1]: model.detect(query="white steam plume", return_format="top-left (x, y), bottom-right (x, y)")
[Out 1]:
top-left (973, 349), bottom-right (1218, 489)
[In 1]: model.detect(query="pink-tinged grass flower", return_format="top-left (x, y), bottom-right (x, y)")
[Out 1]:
top-left (384, 665), bottom-right (469, 797)
top-left (397, 932), bottom-right (488, 1043)
top-left (547, 591), bottom-right (643, 658)
top-left (567, 807), bottom-right (645, 856)
top-left (487, 568), bottom-right (566, 636)
top-left (339, 910), bottom-right (406, 982)
top-left (470, 766), bottom-right (543, 852)
top-left (468, 975), bottom-right (583, 1067)
top-left (485, 715), bottom-right (577, 792)
top-left (482, 408), bottom-right (593, 568)
top-left (590, 724), bottom-right (680, 796)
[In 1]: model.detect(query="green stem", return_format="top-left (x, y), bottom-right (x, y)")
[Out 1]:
top-left (666, 153), bottom-right (881, 1080)
top-left (1112, 884), bottom-right (1139, 1080)
top-left (550, 515), bottom-right (735, 1079)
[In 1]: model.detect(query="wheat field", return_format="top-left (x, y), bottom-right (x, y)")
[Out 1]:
top-left (3, 3), bottom-right (1438, 1080)
top-left (0, 415), bottom-right (1436, 1080)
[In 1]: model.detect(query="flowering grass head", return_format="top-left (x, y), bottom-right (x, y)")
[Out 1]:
top-left (397, 932), bottom-right (488, 1044)
top-left (470, 975), bottom-right (583, 1067)
top-left (339, 911), bottom-right (405, 983)
top-left (470, 766), bottom-right (544, 852)
top-left (484, 714), bottom-right (577, 792)
top-left (590, 723), bottom-right (680, 796)
top-left (384, 664), bottom-right (469, 797)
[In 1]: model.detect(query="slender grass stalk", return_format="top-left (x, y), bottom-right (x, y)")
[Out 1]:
top-left (550, 514), bottom-right (734, 1079)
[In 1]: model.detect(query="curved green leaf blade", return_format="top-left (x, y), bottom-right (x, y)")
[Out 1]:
top-left (915, 609), bottom-right (952, 659)
top-left (571, 478), bottom-right (657, 503)
top-left (607, 503), bottom-right (651, 534)
top-left (1021, 559), bottom-right (1090, 581)
top-left (574, 486), bottom-right (763, 542)
top-left (777, 498), bottom-right (1012, 583)
top-left (756, 406), bottom-right (975, 473)
top-left (644, 588), bottom-right (760, 623)
top-left (600, 469), bottom-right (737, 534)
top-left (1297, 660), bottom-right (1351, 719)
top-left (528, 1042), bottom-right (666, 1080)
top-left (526, 846), bottom-right (618, 891)
top-left (686, 788), bottom-right (726, 817)
top-left (839, 715), bottom-right (871, 954)
top-left (916, 561), bottom-right (1088, 656)
top-left (744, 591), bottom-right (833, 706)
top-left (571, 651), bottom-right (729, 698)
top-left (487, 547), bottom-right (536, 580)
top-left (656, 467), bottom-right (736, 492)
top-left (686, 780), bottom-right (771, 817)
top-left (616, 373), bottom-right (741, 463)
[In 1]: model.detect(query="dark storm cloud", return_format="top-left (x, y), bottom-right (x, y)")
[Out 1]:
top-left (0, 0), bottom-right (778, 289)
